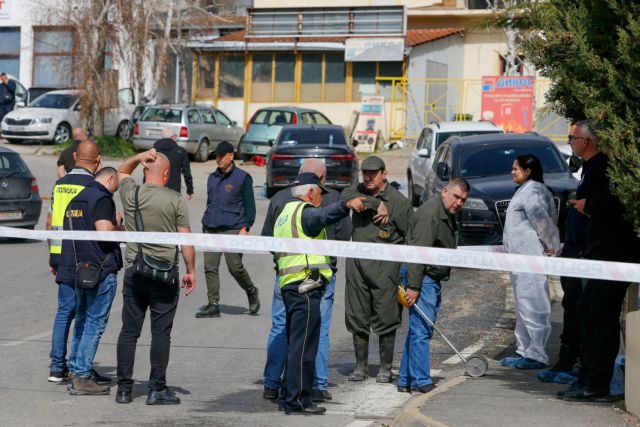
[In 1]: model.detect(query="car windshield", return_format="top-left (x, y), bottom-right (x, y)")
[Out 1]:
top-left (278, 128), bottom-right (346, 146)
top-left (140, 107), bottom-right (183, 123)
top-left (459, 142), bottom-right (567, 178)
top-left (29, 94), bottom-right (77, 109)
top-left (436, 130), bottom-right (502, 147)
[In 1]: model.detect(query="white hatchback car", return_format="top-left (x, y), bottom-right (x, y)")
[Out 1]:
top-left (1, 89), bottom-right (135, 144)
top-left (407, 121), bottom-right (503, 206)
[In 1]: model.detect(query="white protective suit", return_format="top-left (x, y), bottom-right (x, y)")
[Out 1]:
top-left (503, 179), bottom-right (561, 364)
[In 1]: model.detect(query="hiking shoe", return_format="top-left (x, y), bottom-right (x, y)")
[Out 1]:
top-left (196, 304), bottom-right (220, 318)
top-left (499, 355), bottom-right (524, 367)
top-left (90, 369), bottom-right (112, 385)
top-left (263, 388), bottom-right (279, 400)
top-left (147, 388), bottom-right (181, 405)
top-left (412, 383), bottom-right (436, 394)
top-left (48, 366), bottom-right (69, 382)
top-left (247, 287), bottom-right (260, 315)
top-left (514, 358), bottom-right (548, 370)
top-left (397, 385), bottom-right (411, 393)
top-left (69, 377), bottom-right (110, 395)
top-left (311, 389), bottom-right (332, 402)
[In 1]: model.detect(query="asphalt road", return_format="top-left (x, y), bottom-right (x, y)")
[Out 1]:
top-left (0, 142), bottom-right (512, 426)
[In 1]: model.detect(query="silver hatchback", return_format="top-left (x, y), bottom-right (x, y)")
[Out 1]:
top-left (132, 105), bottom-right (244, 162)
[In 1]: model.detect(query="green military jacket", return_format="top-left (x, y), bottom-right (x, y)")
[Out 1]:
top-left (407, 194), bottom-right (457, 287)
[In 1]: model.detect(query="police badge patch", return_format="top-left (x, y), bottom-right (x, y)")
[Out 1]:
top-left (225, 184), bottom-right (234, 192)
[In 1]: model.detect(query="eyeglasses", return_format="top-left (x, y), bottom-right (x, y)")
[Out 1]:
top-left (568, 135), bottom-right (590, 143)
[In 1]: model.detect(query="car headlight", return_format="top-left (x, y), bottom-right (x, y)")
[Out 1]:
top-left (33, 117), bottom-right (53, 124)
top-left (463, 197), bottom-right (489, 210)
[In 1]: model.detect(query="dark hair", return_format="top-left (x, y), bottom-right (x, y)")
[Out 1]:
top-left (516, 154), bottom-right (544, 183)
top-left (95, 166), bottom-right (117, 180)
top-left (447, 177), bottom-right (470, 193)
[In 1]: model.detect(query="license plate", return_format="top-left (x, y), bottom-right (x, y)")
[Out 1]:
top-left (10, 126), bottom-right (25, 132)
top-left (0, 211), bottom-right (22, 220)
top-left (298, 158), bottom-right (325, 165)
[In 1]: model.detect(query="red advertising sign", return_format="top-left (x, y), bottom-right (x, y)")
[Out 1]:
top-left (481, 76), bottom-right (535, 133)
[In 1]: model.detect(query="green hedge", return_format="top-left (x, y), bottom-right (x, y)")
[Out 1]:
top-left (53, 136), bottom-right (136, 159)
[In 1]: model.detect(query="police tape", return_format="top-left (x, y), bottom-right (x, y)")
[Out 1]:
top-left (0, 226), bottom-right (638, 283)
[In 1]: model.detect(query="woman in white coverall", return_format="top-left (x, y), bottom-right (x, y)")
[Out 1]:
top-left (501, 154), bottom-right (561, 370)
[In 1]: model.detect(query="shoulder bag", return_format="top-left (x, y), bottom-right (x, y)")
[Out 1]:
top-left (132, 186), bottom-right (178, 286)
top-left (70, 214), bottom-right (109, 290)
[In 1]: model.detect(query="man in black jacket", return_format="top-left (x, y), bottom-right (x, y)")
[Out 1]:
top-left (0, 72), bottom-right (16, 123)
top-left (153, 128), bottom-right (194, 199)
top-left (559, 120), bottom-right (640, 402)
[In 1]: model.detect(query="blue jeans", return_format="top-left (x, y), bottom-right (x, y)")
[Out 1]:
top-left (69, 274), bottom-right (118, 377)
top-left (398, 276), bottom-right (441, 388)
top-left (263, 274), bottom-right (335, 391)
top-left (49, 281), bottom-right (77, 373)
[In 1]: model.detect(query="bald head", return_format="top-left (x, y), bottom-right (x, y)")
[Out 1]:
top-left (161, 128), bottom-right (176, 139)
top-left (72, 128), bottom-right (87, 142)
top-left (73, 140), bottom-right (101, 173)
top-left (144, 152), bottom-right (170, 186)
top-left (299, 158), bottom-right (327, 183)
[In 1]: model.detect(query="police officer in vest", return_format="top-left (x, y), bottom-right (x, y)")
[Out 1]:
top-left (57, 167), bottom-right (123, 395)
top-left (47, 140), bottom-right (105, 383)
top-left (197, 141), bottom-right (260, 318)
top-left (274, 173), bottom-right (364, 415)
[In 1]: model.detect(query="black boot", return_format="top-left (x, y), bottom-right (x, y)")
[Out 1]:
top-left (348, 334), bottom-right (369, 381)
top-left (376, 332), bottom-right (396, 383)
top-left (247, 287), bottom-right (260, 314)
top-left (195, 303), bottom-right (220, 318)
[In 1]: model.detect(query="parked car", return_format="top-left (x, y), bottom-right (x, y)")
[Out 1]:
top-left (265, 124), bottom-right (358, 198)
top-left (0, 89), bottom-right (135, 144)
top-left (420, 133), bottom-right (578, 246)
top-left (0, 146), bottom-right (42, 229)
top-left (239, 107), bottom-right (332, 160)
top-left (407, 121), bottom-right (503, 206)
top-left (26, 87), bottom-right (58, 105)
top-left (132, 104), bottom-right (243, 162)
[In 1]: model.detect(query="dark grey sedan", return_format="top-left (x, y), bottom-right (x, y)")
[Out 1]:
top-left (0, 147), bottom-right (42, 229)
top-left (265, 125), bottom-right (359, 198)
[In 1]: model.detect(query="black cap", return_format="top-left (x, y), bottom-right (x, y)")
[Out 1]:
top-left (214, 141), bottom-right (235, 156)
top-left (360, 155), bottom-right (385, 171)
top-left (292, 172), bottom-right (328, 194)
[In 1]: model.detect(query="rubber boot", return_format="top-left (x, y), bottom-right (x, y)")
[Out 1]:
top-left (348, 334), bottom-right (369, 381)
top-left (376, 332), bottom-right (396, 383)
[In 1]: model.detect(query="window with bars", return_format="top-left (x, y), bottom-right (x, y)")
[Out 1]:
top-left (33, 27), bottom-right (75, 87)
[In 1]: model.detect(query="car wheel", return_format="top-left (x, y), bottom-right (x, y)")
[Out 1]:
top-left (53, 123), bottom-right (71, 144)
top-left (195, 139), bottom-right (209, 162)
top-left (407, 173), bottom-right (420, 207)
top-left (116, 120), bottom-right (131, 141)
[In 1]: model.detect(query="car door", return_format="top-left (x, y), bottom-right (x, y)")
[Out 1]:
top-left (214, 109), bottom-right (241, 147)
top-left (415, 129), bottom-right (433, 192)
top-left (409, 129), bottom-right (425, 189)
top-left (186, 108), bottom-right (204, 143)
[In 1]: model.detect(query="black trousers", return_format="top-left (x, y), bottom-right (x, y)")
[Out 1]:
top-left (116, 267), bottom-right (179, 392)
top-left (280, 283), bottom-right (322, 412)
top-left (578, 278), bottom-right (629, 391)
top-left (559, 243), bottom-right (583, 365)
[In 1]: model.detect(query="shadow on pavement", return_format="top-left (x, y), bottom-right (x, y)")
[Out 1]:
top-left (194, 388), bottom-right (278, 414)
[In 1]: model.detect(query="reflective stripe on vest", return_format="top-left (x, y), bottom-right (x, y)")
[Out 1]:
top-left (273, 201), bottom-right (332, 287)
top-left (50, 184), bottom-right (86, 254)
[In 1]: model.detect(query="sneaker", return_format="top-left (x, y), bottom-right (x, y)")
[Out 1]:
top-left (514, 358), bottom-right (548, 370)
top-left (499, 355), bottom-right (524, 367)
top-left (147, 388), bottom-right (181, 405)
top-left (412, 383), bottom-right (436, 394)
top-left (48, 366), bottom-right (69, 382)
top-left (247, 287), bottom-right (260, 315)
top-left (196, 304), bottom-right (220, 318)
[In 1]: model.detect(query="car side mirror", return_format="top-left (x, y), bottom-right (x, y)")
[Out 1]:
top-left (268, 139), bottom-right (274, 146)
top-left (418, 147), bottom-right (431, 158)
top-left (74, 104), bottom-right (81, 111)
top-left (436, 162), bottom-right (449, 180)
top-left (352, 139), bottom-right (358, 147)
top-left (15, 101), bottom-right (25, 108)
top-left (232, 120), bottom-right (237, 126)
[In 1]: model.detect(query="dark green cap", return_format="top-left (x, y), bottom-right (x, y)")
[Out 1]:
top-left (360, 155), bottom-right (386, 171)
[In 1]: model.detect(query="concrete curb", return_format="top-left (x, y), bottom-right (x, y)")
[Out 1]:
top-left (391, 376), bottom-right (468, 427)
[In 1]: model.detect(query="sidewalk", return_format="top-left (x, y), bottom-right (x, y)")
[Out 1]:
top-left (392, 292), bottom-right (640, 427)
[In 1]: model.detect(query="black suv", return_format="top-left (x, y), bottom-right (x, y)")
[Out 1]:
top-left (420, 133), bottom-right (578, 246)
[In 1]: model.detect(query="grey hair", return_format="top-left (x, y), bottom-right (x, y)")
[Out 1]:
top-left (574, 120), bottom-right (599, 143)
top-left (161, 127), bottom-right (177, 139)
top-left (291, 184), bottom-right (317, 198)
top-left (299, 158), bottom-right (326, 178)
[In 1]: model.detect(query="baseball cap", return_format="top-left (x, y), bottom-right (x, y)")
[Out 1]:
top-left (214, 141), bottom-right (235, 156)
top-left (292, 172), bottom-right (328, 194)
top-left (360, 156), bottom-right (386, 171)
